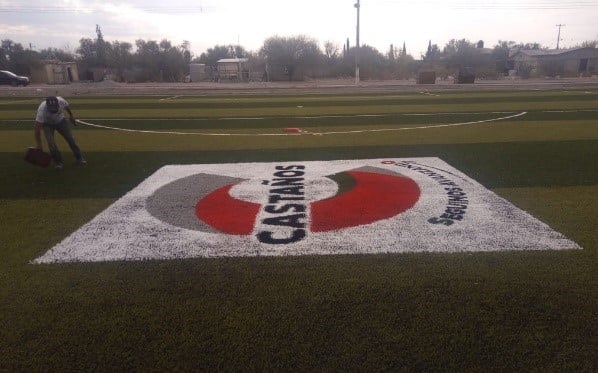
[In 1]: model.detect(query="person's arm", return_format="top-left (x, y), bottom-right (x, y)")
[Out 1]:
top-left (65, 107), bottom-right (77, 126)
top-left (34, 121), bottom-right (43, 149)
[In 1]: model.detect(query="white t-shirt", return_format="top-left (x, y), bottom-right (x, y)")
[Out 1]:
top-left (35, 97), bottom-right (69, 125)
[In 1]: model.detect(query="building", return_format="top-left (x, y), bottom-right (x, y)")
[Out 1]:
top-left (216, 58), bottom-right (249, 82)
top-left (189, 63), bottom-right (208, 82)
top-left (509, 47), bottom-right (598, 77)
top-left (30, 60), bottom-right (79, 84)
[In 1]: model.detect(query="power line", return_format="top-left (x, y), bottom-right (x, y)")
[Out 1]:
top-left (374, 0), bottom-right (598, 10)
top-left (0, 6), bottom-right (208, 14)
top-left (1, 1), bottom-right (597, 13)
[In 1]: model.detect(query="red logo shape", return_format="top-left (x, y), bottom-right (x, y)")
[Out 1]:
top-left (311, 171), bottom-right (420, 232)
top-left (195, 169), bottom-right (420, 235)
top-left (195, 184), bottom-right (261, 235)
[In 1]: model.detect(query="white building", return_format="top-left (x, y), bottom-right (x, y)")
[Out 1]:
top-left (31, 60), bottom-right (80, 84)
top-left (509, 47), bottom-right (598, 77)
top-left (216, 58), bottom-right (249, 82)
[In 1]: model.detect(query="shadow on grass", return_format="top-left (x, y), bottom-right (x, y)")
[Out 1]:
top-left (1, 139), bottom-right (596, 199)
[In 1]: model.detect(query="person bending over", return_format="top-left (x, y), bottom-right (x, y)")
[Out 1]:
top-left (34, 96), bottom-right (86, 169)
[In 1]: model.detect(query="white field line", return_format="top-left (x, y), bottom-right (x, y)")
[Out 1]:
top-left (3, 109), bottom-right (595, 125)
top-left (543, 109), bottom-right (598, 113)
top-left (69, 110), bottom-right (513, 121)
top-left (158, 95), bottom-right (182, 101)
top-left (0, 99), bottom-right (37, 105)
top-left (39, 112), bottom-right (496, 121)
top-left (306, 112), bottom-right (527, 135)
top-left (76, 119), bottom-right (283, 136)
top-left (76, 112), bottom-right (527, 137)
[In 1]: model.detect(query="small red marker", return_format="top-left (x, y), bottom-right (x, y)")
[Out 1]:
top-left (283, 127), bottom-right (303, 133)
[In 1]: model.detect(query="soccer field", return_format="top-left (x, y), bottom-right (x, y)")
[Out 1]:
top-left (1, 87), bottom-right (597, 370)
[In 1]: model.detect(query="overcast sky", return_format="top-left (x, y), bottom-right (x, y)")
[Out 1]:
top-left (2, 0), bottom-right (597, 58)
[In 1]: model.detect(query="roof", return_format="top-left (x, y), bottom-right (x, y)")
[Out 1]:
top-left (509, 47), bottom-right (598, 59)
top-left (217, 58), bottom-right (249, 63)
top-left (41, 59), bottom-right (77, 65)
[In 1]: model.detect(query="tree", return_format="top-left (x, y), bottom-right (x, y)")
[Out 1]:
top-left (181, 40), bottom-right (192, 65)
top-left (77, 38), bottom-right (97, 67)
top-left (95, 25), bottom-right (106, 66)
top-left (160, 40), bottom-right (188, 81)
top-left (324, 41), bottom-right (339, 64)
top-left (442, 39), bottom-right (495, 77)
top-left (77, 26), bottom-right (111, 71)
top-left (388, 44), bottom-right (395, 60)
top-left (39, 47), bottom-right (75, 62)
top-left (344, 45), bottom-right (385, 79)
top-left (133, 39), bottom-right (187, 82)
top-left (493, 40), bottom-right (516, 75)
top-left (395, 51), bottom-right (415, 79)
top-left (0, 39), bottom-right (40, 74)
top-left (233, 45), bottom-right (248, 59)
top-left (442, 39), bottom-right (477, 55)
top-left (387, 43), bottom-right (416, 80)
top-left (576, 40), bottom-right (597, 48)
top-left (130, 39), bottom-right (159, 81)
top-left (359, 45), bottom-right (386, 79)
top-left (106, 41), bottom-right (132, 80)
top-left (423, 40), bottom-right (440, 62)
top-left (0, 40), bottom-right (16, 69)
top-left (260, 35), bottom-right (322, 81)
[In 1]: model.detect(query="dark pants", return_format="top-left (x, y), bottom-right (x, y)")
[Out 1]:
top-left (43, 119), bottom-right (83, 165)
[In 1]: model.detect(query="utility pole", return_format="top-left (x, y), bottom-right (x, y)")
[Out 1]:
top-left (355, 0), bottom-right (360, 84)
top-left (556, 24), bottom-right (565, 49)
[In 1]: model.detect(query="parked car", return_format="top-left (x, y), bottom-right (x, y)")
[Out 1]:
top-left (0, 70), bottom-right (30, 86)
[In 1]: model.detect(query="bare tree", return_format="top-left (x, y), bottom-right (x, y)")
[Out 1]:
top-left (324, 41), bottom-right (339, 63)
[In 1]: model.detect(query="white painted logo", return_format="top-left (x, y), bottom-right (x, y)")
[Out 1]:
top-left (33, 158), bottom-right (581, 263)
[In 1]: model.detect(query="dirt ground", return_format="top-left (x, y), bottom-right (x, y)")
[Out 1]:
top-left (2, 77), bottom-right (598, 97)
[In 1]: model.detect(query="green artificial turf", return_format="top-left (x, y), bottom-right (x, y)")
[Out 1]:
top-left (0, 88), bottom-right (596, 370)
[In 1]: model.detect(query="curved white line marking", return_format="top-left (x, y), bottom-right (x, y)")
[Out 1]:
top-left (76, 120), bottom-right (290, 136)
top-left (0, 99), bottom-right (37, 105)
top-left (311, 111), bottom-right (527, 135)
top-left (76, 111), bottom-right (527, 137)
top-left (159, 95), bottom-right (182, 101)
top-left (74, 111), bottom-right (517, 122)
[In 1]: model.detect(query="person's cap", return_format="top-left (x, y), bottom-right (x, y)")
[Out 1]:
top-left (46, 97), bottom-right (59, 113)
